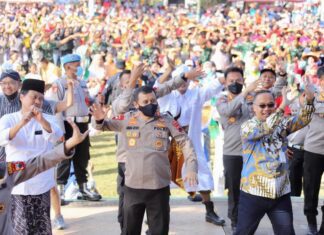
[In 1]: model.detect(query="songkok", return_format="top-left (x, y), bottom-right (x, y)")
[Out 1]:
top-left (21, 79), bottom-right (45, 94)
top-left (61, 54), bottom-right (81, 66)
top-left (0, 70), bottom-right (20, 81)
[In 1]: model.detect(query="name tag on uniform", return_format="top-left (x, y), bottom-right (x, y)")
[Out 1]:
top-left (35, 130), bottom-right (43, 135)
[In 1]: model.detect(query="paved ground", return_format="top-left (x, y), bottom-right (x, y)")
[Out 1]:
top-left (52, 197), bottom-right (323, 235)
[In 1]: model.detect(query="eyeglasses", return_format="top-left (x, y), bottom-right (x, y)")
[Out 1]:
top-left (0, 81), bottom-right (18, 87)
top-left (256, 103), bottom-right (275, 109)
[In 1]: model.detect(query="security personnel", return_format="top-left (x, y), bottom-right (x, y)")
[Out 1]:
top-left (0, 121), bottom-right (89, 235)
top-left (216, 67), bottom-right (259, 232)
top-left (53, 54), bottom-right (100, 201)
top-left (287, 91), bottom-right (309, 197)
top-left (91, 86), bottom-right (198, 235)
top-left (111, 64), bottom-right (204, 232)
top-left (303, 67), bottom-right (324, 235)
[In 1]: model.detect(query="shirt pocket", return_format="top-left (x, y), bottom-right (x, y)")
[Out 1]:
top-left (152, 131), bottom-right (169, 152)
top-left (126, 131), bottom-right (140, 149)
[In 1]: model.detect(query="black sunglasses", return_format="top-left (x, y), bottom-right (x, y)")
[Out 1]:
top-left (257, 103), bottom-right (275, 109)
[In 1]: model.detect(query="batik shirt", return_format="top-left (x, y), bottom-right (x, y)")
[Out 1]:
top-left (240, 103), bottom-right (315, 199)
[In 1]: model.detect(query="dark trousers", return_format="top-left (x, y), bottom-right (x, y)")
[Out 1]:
top-left (117, 162), bottom-right (126, 230)
top-left (303, 150), bottom-right (324, 217)
top-left (235, 191), bottom-right (295, 235)
top-left (288, 147), bottom-right (304, 196)
top-left (57, 121), bottom-right (90, 185)
top-left (223, 155), bottom-right (243, 224)
top-left (123, 186), bottom-right (170, 235)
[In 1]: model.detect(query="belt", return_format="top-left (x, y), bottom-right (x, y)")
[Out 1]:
top-left (288, 143), bottom-right (304, 150)
top-left (66, 116), bottom-right (90, 123)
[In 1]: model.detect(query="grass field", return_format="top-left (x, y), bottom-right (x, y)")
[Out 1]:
top-left (90, 132), bottom-right (324, 198)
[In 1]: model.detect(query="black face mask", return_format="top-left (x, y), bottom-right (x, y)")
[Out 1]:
top-left (228, 82), bottom-right (243, 95)
top-left (138, 103), bottom-right (158, 117)
top-left (5, 91), bottom-right (18, 101)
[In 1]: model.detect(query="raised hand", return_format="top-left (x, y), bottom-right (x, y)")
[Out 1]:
top-left (31, 106), bottom-right (43, 122)
top-left (90, 103), bottom-right (107, 121)
top-left (21, 111), bottom-right (34, 126)
top-left (128, 63), bottom-right (146, 88)
top-left (184, 68), bottom-right (205, 82)
top-left (279, 86), bottom-right (291, 110)
top-left (304, 76), bottom-right (315, 103)
top-left (247, 79), bottom-right (261, 93)
top-left (64, 120), bottom-right (90, 152)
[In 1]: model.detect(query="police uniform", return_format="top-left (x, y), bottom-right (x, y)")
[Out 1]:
top-left (0, 144), bottom-right (73, 235)
top-left (93, 111), bottom-right (198, 235)
top-left (52, 54), bottom-right (99, 201)
top-left (111, 73), bottom-right (189, 230)
top-left (216, 92), bottom-right (251, 227)
top-left (303, 91), bottom-right (324, 231)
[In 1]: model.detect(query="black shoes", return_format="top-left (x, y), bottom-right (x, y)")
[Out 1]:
top-left (187, 193), bottom-right (203, 202)
top-left (78, 183), bottom-right (101, 201)
top-left (203, 201), bottom-right (225, 226)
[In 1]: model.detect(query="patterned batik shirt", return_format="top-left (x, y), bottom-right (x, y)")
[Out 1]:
top-left (240, 103), bottom-right (315, 199)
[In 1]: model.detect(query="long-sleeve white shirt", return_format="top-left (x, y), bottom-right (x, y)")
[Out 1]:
top-left (0, 111), bottom-right (63, 195)
top-left (156, 78), bottom-right (223, 191)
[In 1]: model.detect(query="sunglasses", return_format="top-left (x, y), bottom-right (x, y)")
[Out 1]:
top-left (256, 103), bottom-right (275, 109)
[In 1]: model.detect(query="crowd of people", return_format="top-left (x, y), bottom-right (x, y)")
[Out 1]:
top-left (0, 0), bottom-right (323, 235)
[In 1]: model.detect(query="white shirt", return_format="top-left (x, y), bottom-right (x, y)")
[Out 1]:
top-left (0, 111), bottom-right (63, 195)
top-left (156, 78), bottom-right (223, 192)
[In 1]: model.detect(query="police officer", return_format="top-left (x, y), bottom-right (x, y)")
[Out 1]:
top-left (91, 86), bottom-right (198, 235)
top-left (53, 54), bottom-right (100, 201)
top-left (0, 121), bottom-right (88, 235)
top-left (286, 91), bottom-right (309, 197)
top-left (216, 67), bottom-right (259, 232)
top-left (303, 67), bottom-right (324, 235)
top-left (111, 64), bottom-right (204, 232)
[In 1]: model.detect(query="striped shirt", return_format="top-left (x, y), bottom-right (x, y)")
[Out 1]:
top-left (0, 94), bottom-right (56, 162)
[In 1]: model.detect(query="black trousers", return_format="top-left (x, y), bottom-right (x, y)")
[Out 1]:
top-left (303, 150), bottom-right (324, 217)
top-left (123, 186), bottom-right (170, 235)
top-left (288, 147), bottom-right (304, 196)
top-left (235, 191), bottom-right (295, 235)
top-left (223, 155), bottom-right (243, 224)
top-left (57, 121), bottom-right (90, 185)
top-left (117, 162), bottom-right (126, 230)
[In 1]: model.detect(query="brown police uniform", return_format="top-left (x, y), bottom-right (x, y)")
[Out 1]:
top-left (93, 111), bottom-right (197, 235)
